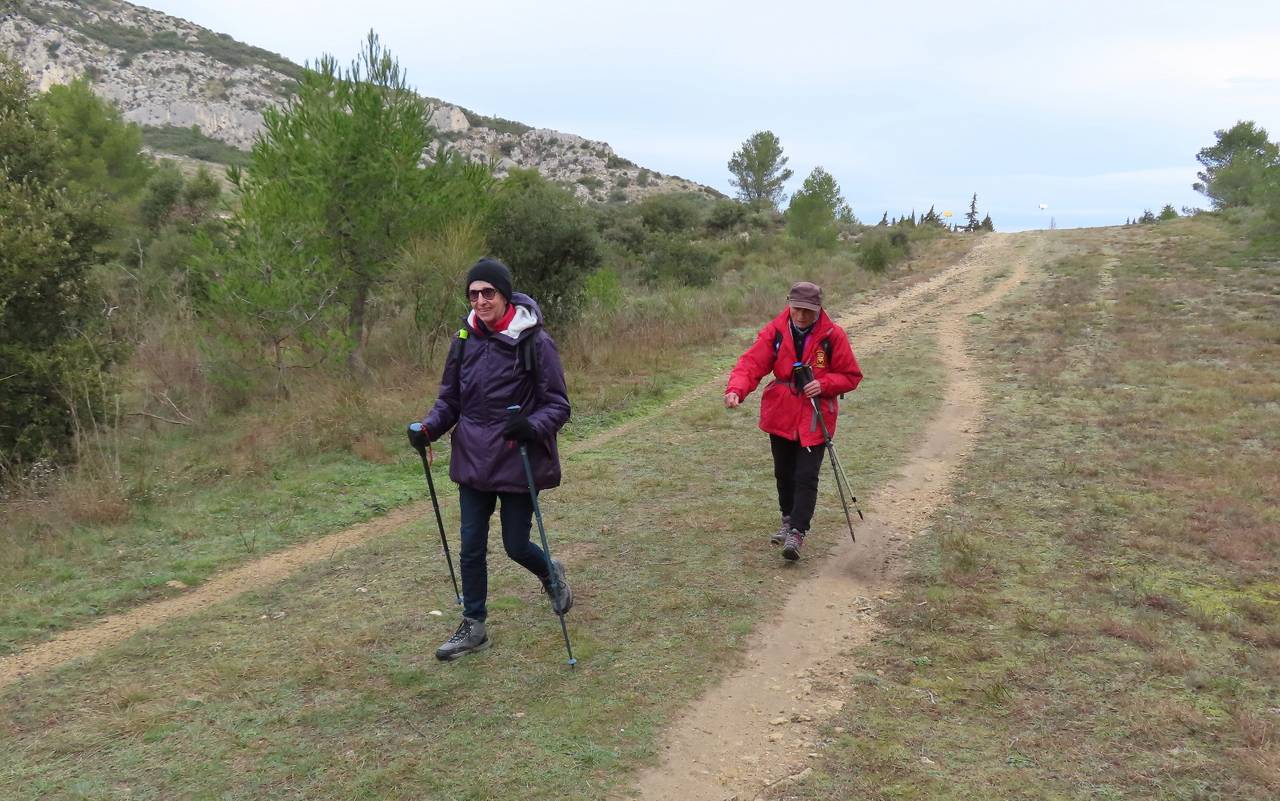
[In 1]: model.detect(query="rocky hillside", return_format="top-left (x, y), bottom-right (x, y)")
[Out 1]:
top-left (1, 0), bottom-right (718, 202)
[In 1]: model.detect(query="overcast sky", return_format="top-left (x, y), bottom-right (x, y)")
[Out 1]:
top-left (143, 0), bottom-right (1280, 231)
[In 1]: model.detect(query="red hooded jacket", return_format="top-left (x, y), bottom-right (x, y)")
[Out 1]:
top-left (726, 307), bottom-right (863, 447)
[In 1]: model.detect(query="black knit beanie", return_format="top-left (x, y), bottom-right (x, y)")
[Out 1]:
top-left (464, 258), bottom-right (514, 302)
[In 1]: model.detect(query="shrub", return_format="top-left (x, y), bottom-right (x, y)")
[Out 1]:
top-left (487, 169), bottom-right (601, 326)
top-left (641, 234), bottom-right (719, 287)
top-left (858, 230), bottom-right (908, 273)
top-left (638, 191), bottom-right (706, 233)
top-left (706, 199), bottom-right (747, 232)
top-left (595, 205), bottom-right (648, 253)
top-left (744, 204), bottom-right (783, 232)
top-left (140, 164), bottom-right (184, 230)
top-left (786, 191), bottom-right (838, 248)
top-left (141, 125), bottom-right (248, 166)
top-left (461, 109), bottom-right (531, 137)
top-left (583, 267), bottom-right (622, 312)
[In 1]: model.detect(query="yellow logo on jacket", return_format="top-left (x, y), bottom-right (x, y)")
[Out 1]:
top-left (814, 349), bottom-right (827, 369)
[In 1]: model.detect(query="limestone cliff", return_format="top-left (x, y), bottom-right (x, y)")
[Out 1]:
top-left (1, 0), bottom-right (719, 202)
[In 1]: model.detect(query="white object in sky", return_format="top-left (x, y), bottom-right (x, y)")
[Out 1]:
top-left (1038, 203), bottom-right (1048, 210)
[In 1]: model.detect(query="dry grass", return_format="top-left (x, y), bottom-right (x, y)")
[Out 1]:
top-left (1098, 617), bottom-right (1161, 649)
top-left (350, 432), bottom-right (392, 464)
top-left (62, 476), bottom-right (132, 525)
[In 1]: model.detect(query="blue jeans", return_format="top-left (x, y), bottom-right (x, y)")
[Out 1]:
top-left (457, 484), bottom-right (551, 621)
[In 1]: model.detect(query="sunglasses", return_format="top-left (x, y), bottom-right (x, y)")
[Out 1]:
top-left (468, 287), bottom-right (498, 302)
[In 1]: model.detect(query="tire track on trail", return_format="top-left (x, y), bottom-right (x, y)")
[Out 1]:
top-left (0, 237), bottom-right (1007, 692)
top-left (626, 233), bottom-right (1042, 801)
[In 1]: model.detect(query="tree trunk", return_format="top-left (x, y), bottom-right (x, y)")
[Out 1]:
top-left (273, 339), bottom-right (290, 399)
top-left (346, 280), bottom-right (370, 376)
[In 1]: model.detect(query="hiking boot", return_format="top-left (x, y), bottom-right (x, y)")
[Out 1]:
top-left (435, 617), bottom-right (489, 661)
top-left (782, 529), bottom-right (805, 561)
top-left (770, 514), bottom-right (791, 545)
top-left (542, 559), bottom-right (573, 615)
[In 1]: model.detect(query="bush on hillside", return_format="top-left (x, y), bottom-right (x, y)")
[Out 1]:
top-left (487, 169), bottom-right (602, 326)
top-left (596, 204), bottom-right (648, 253)
top-left (858, 229), bottom-right (909, 273)
top-left (641, 234), bottom-right (719, 287)
top-left (141, 125), bottom-right (249, 167)
top-left (638, 192), bottom-right (707, 234)
top-left (706, 198), bottom-right (747, 233)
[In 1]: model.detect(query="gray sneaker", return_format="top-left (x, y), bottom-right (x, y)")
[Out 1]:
top-left (782, 529), bottom-right (805, 561)
top-left (770, 514), bottom-right (792, 545)
top-left (542, 560), bottom-right (573, 615)
top-left (435, 617), bottom-right (489, 661)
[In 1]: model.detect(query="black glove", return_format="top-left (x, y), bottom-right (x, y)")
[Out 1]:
top-left (406, 422), bottom-right (430, 452)
top-left (502, 414), bottom-right (538, 443)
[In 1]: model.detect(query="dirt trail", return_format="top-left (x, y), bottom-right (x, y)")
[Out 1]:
top-left (0, 236), bottom-right (1023, 691)
top-left (627, 233), bottom-right (1044, 801)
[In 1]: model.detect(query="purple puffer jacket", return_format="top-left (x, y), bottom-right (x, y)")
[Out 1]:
top-left (421, 293), bottom-right (571, 493)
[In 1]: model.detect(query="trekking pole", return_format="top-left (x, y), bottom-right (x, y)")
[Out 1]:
top-left (407, 423), bottom-right (462, 605)
top-left (793, 365), bottom-right (863, 543)
top-left (508, 405), bottom-right (577, 668)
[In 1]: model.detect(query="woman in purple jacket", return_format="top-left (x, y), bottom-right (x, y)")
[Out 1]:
top-left (416, 258), bottom-right (573, 660)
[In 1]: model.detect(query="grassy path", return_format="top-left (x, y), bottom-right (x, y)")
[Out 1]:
top-left (630, 233), bottom-right (1050, 799)
top-left (774, 219), bottom-right (1279, 800)
top-left (0, 237), bottom-right (999, 799)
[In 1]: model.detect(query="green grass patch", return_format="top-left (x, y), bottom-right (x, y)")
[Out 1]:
top-left (1, 336), bottom-right (946, 799)
top-left (142, 125), bottom-right (249, 167)
top-left (787, 219), bottom-right (1279, 801)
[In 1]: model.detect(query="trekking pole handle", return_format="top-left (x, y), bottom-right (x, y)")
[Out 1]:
top-left (792, 362), bottom-right (814, 390)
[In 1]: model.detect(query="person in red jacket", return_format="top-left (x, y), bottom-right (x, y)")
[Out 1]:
top-left (724, 281), bottom-right (863, 560)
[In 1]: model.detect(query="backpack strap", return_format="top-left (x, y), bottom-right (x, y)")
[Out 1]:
top-left (520, 335), bottom-right (540, 386)
top-left (451, 327), bottom-right (541, 395)
top-left (450, 328), bottom-right (468, 388)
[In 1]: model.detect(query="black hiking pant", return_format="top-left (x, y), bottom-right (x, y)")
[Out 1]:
top-left (457, 484), bottom-right (551, 622)
top-left (770, 434), bottom-right (825, 534)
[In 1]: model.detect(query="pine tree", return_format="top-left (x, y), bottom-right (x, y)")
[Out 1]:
top-left (878, 211), bottom-right (888, 226)
top-left (216, 32), bottom-right (460, 376)
top-left (786, 167), bottom-right (849, 247)
top-left (980, 213), bottom-right (994, 232)
top-left (727, 130), bottom-right (793, 209)
top-left (965, 192), bottom-right (980, 231)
